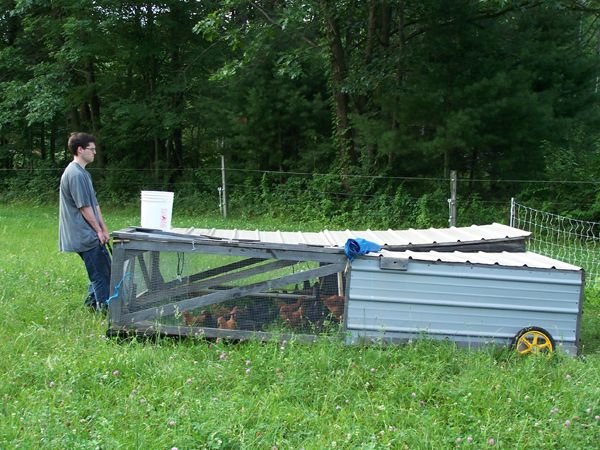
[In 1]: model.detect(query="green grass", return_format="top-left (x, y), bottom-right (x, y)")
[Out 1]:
top-left (1, 203), bottom-right (599, 449)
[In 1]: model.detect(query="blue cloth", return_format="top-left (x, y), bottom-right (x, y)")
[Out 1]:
top-left (344, 238), bottom-right (382, 261)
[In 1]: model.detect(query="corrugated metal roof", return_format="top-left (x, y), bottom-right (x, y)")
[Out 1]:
top-left (170, 223), bottom-right (529, 249)
top-left (375, 250), bottom-right (582, 271)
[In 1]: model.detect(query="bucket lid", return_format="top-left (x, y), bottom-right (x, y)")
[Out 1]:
top-left (141, 191), bottom-right (174, 197)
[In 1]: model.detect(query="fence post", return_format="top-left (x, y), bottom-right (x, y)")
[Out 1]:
top-left (221, 154), bottom-right (228, 218)
top-left (218, 187), bottom-right (223, 216)
top-left (448, 170), bottom-right (457, 227)
top-left (510, 197), bottom-right (515, 227)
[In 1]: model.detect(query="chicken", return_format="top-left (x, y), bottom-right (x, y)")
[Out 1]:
top-left (217, 312), bottom-right (237, 330)
top-left (280, 305), bottom-right (305, 328)
top-left (323, 294), bottom-right (345, 320)
top-left (303, 293), bottom-right (326, 323)
top-left (227, 305), bottom-right (263, 330)
top-left (182, 310), bottom-right (212, 327)
top-left (278, 296), bottom-right (307, 327)
top-left (278, 296), bottom-right (306, 320)
top-left (230, 305), bottom-right (248, 317)
top-left (211, 304), bottom-right (234, 318)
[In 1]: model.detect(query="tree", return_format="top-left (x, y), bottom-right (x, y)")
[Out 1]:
top-left (1, 0), bottom-right (599, 216)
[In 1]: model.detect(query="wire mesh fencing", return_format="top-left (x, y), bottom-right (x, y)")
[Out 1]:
top-left (510, 199), bottom-right (599, 289)
top-left (108, 241), bottom-right (347, 339)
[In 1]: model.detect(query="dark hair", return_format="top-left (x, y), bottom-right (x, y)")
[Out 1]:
top-left (67, 132), bottom-right (96, 156)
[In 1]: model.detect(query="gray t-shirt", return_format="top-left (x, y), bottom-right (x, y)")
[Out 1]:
top-left (58, 161), bottom-right (101, 253)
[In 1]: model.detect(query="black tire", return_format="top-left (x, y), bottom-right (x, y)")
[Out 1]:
top-left (512, 326), bottom-right (555, 355)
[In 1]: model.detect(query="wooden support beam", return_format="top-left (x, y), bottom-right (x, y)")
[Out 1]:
top-left (131, 259), bottom-right (297, 310)
top-left (111, 237), bottom-right (346, 264)
top-left (110, 321), bottom-right (341, 343)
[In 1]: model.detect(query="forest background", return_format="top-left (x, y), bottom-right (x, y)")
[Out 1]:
top-left (1, 0), bottom-right (599, 229)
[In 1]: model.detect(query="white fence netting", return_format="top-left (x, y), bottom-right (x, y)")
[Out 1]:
top-left (510, 199), bottom-right (599, 289)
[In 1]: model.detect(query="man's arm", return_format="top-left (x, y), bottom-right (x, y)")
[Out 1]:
top-left (80, 206), bottom-right (109, 245)
top-left (96, 205), bottom-right (110, 243)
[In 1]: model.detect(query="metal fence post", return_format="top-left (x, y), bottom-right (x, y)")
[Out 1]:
top-left (221, 154), bottom-right (227, 218)
top-left (218, 186), bottom-right (223, 216)
top-left (448, 170), bottom-right (457, 227)
top-left (510, 197), bottom-right (515, 227)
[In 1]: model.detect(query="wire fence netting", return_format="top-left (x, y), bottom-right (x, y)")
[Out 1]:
top-left (511, 200), bottom-right (599, 288)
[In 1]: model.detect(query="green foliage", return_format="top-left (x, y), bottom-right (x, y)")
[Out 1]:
top-left (541, 126), bottom-right (600, 220)
top-left (232, 172), bottom-right (510, 229)
top-left (1, 0), bottom-right (600, 216)
top-left (1, 163), bottom-right (60, 205)
top-left (458, 193), bottom-right (509, 226)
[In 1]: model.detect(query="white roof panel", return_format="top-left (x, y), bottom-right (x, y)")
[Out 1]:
top-left (376, 250), bottom-right (582, 271)
top-left (170, 223), bottom-right (529, 249)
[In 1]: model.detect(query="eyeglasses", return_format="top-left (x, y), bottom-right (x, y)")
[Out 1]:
top-left (84, 146), bottom-right (96, 152)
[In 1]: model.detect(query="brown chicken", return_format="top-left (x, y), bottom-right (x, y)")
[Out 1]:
top-left (278, 296), bottom-right (306, 319)
top-left (182, 310), bottom-right (212, 327)
top-left (229, 305), bottom-right (248, 317)
top-left (323, 294), bottom-right (345, 320)
top-left (278, 296), bottom-right (308, 327)
top-left (217, 312), bottom-right (237, 330)
top-left (280, 305), bottom-right (305, 328)
top-left (211, 305), bottom-right (233, 317)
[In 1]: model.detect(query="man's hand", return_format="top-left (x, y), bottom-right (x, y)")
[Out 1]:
top-left (97, 230), bottom-right (110, 245)
top-left (81, 205), bottom-right (110, 245)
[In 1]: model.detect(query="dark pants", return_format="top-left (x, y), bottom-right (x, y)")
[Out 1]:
top-left (78, 244), bottom-right (112, 309)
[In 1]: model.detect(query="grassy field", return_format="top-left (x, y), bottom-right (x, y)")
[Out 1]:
top-left (1, 203), bottom-right (599, 449)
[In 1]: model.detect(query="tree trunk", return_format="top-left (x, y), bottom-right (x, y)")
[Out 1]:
top-left (173, 128), bottom-right (183, 170)
top-left (154, 136), bottom-right (160, 181)
top-left (366, 1), bottom-right (377, 62)
top-left (40, 123), bottom-right (46, 160)
top-left (169, 43), bottom-right (184, 171)
top-left (324, 11), bottom-right (354, 171)
top-left (50, 120), bottom-right (56, 164)
top-left (468, 147), bottom-right (478, 191)
top-left (444, 148), bottom-right (449, 179)
top-left (69, 107), bottom-right (81, 131)
top-left (79, 103), bottom-right (91, 128)
top-left (381, 1), bottom-right (391, 47)
top-left (85, 61), bottom-right (103, 166)
top-left (26, 127), bottom-right (33, 168)
top-left (0, 134), bottom-right (9, 169)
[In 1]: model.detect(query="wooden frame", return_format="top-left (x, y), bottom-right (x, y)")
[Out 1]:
top-left (108, 228), bottom-right (349, 340)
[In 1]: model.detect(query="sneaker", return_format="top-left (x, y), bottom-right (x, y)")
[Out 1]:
top-left (84, 294), bottom-right (97, 309)
top-left (84, 295), bottom-right (108, 314)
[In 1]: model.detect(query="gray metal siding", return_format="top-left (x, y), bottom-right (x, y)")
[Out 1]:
top-left (347, 258), bottom-right (582, 354)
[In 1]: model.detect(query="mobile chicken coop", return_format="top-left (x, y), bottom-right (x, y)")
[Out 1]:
top-left (107, 223), bottom-right (584, 355)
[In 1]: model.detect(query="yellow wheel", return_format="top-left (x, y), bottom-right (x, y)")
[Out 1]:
top-left (513, 327), bottom-right (555, 355)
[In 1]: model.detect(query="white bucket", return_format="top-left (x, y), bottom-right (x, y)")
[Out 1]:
top-left (140, 191), bottom-right (174, 230)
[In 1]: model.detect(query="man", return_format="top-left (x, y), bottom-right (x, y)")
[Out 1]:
top-left (59, 132), bottom-right (111, 311)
